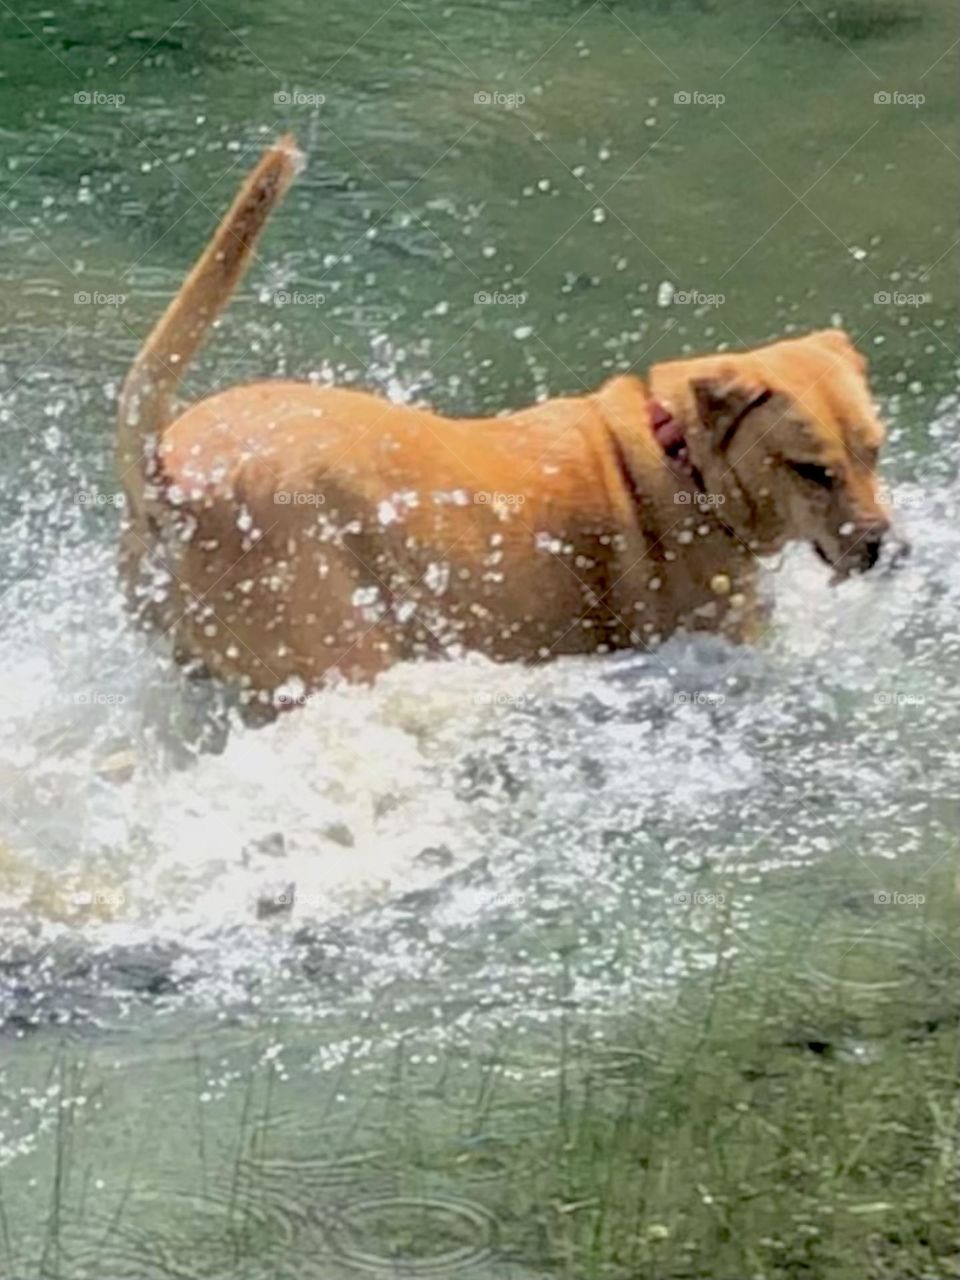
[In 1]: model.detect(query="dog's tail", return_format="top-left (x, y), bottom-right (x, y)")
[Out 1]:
top-left (117, 133), bottom-right (301, 547)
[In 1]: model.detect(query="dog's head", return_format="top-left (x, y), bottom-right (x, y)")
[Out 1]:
top-left (649, 329), bottom-right (895, 578)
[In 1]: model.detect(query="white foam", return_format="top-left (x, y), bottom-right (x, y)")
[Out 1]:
top-left (1, 430), bottom-right (957, 959)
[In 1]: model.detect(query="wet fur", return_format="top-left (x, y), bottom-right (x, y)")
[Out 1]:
top-left (117, 135), bottom-right (891, 706)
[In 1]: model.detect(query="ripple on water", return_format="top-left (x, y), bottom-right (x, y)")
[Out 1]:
top-left (322, 1194), bottom-right (498, 1276)
top-left (805, 925), bottom-right (925, 996)
top-left (50, 1186), bottom-right (303, 1279)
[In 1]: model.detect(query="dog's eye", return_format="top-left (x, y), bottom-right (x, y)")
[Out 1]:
top-left (788, 461), bottom-right (834, 489)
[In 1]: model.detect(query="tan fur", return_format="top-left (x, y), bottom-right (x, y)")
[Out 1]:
top-left (118, 135), bottom-right (892, 708)
top-left (117, 134), bottom-right (301, 582)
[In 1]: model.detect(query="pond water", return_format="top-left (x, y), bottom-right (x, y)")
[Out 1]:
top-left (0, 1), bottom-right (957, 1277)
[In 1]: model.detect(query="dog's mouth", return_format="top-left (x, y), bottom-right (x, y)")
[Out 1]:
top-left (815, 533), bottom-right (909, 585)
top-left (814, 541), bottom-right (833, 567)
top-left (815, 539), bottom-right (869, 585)
top-left (810, 541), bottom-right (852, 588)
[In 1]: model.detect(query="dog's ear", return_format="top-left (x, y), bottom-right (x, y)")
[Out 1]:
top-left (811, 327), bottom-right (867, 374)
top-left (690, 374), bottom-right (771, 452)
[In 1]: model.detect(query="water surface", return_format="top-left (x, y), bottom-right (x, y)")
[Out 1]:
top-left (0, 1), bottom-right (957, 1277)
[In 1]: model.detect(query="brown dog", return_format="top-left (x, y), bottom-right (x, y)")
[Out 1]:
top-left (118, 135), bottom-right (893, 710)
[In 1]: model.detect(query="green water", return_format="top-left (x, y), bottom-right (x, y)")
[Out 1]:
top-left (0, 1), bottom-right (958, 1278)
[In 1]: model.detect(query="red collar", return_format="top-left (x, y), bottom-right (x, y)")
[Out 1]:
top-left (649, 398), bottom-right (708, 495)
top-left (649, 398), bottom-right (688, 465)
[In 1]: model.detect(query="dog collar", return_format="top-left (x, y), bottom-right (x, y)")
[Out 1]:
top-left (649, 397), bottom-right (709, 496)
top-left (649, 398), bottom-right (688, 465)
